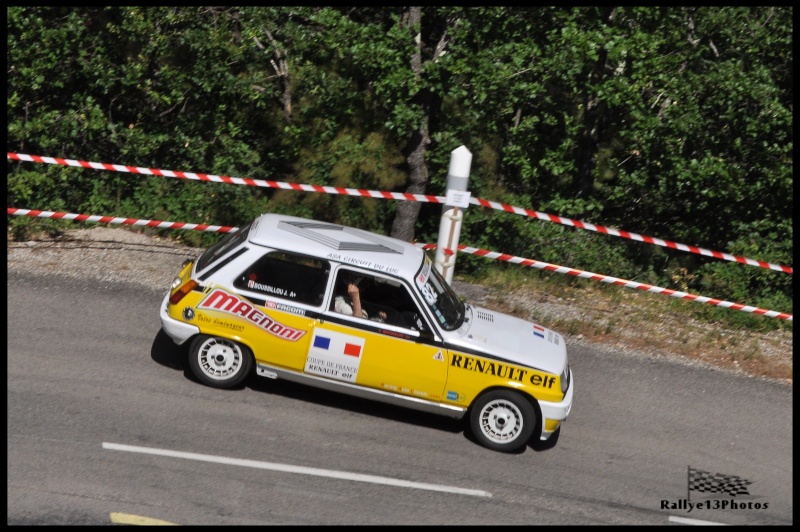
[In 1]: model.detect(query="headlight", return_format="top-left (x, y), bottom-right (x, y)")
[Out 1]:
top-left (170, 276), bottom-right (183, 290)
top-left (560, 363), bottom-right (570, 394)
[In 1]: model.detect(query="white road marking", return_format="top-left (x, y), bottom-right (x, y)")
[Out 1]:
top-left (109, 512), bottom-right (179, 525)
top-left (103, 442), bottom-right (492, 498)
top-left (668, 515), bottom-right (730, 526)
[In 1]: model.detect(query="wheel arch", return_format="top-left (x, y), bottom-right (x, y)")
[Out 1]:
top-left (468, 386), bottom-right (543, 438)
top-left (187, 331), bottom-right (255, 357)
top-left (187, 333), bottom-right (256, 389)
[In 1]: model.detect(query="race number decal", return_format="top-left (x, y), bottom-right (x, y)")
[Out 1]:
top-left (420, 282), bottom-right (437, 305)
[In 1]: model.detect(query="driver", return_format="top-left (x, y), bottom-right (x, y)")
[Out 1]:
top-left (334, 272), bottom-right (387, 322)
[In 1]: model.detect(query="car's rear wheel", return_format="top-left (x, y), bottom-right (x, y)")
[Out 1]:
top-left (188, 335), bottom-right (253, 389)
top-left (469, 390), bottom-right (536, 453)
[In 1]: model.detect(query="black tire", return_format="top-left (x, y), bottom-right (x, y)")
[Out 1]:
top-left (469, 390), bottom-right (536, 453)
top-left (188, 335), bottom-right (253, 389)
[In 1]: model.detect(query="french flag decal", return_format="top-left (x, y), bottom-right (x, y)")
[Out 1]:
top-left (314, 335), bottom-right (331, 350)
top-left (343, 342), bottom-right (362, 357)
top-left (305, 330), bottom-right (365, 383)
top-left (313, 334), bottom-right (362, 358)
top-left (533, 325), bottom-right (545, 339)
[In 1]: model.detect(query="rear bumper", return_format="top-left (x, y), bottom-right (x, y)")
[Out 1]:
top-left (160, 292), bottom-right (199, 345)
top-left (537, 368), bottom-right (574, 440)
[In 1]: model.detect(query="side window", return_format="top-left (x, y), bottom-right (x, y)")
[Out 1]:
top-left (234, 251), bottom-right (330, 306)
top-left (331, 268), bottom-right (428, 331)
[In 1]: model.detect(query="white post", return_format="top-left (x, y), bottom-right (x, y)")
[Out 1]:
top-left (434, 145), bottom-right (472, 284)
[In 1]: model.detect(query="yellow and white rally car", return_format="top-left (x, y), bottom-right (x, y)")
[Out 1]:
top-left (161, 213), bottom-right (573, 453)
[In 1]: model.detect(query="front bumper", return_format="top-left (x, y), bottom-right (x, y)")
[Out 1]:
top-left (537, 368), bottom-right (574, 440)
top-left (159, 291), bottom-right (199, 345)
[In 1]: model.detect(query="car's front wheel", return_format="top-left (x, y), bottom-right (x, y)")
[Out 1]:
top-left (188, 335), bottom-right (253, 389)
top-left (469, 390), bottom-right (536, 453)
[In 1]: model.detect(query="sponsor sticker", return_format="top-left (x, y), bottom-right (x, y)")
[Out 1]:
top-left (197, 288), bottom-right (305, 341)
top-left (304, 329), bottom-right (366, 383)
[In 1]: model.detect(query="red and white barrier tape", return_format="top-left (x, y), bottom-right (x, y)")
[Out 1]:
top-left (6, 208), bottom-right (238, 234)
top-left (7, 152), bottom-right (792, 275)
top-left (418, 243), bottom-right (792, 321)
top-left (467, 198), bottom-right (793, 274)
top-left (7, 207), bottom-right (792, 322)
top-left (6, 152), bottom-right (443, 204)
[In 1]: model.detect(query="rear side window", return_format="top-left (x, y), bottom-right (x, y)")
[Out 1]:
top-left (196, 222), bottom-right (252, 273)
top-left (234, 251), bottom-right (330, 307)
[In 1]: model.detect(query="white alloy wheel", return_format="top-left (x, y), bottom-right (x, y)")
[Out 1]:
top-left (470, 390), bottom-right (536, 453)
top-left (188, 335), bottom-right (253, 389)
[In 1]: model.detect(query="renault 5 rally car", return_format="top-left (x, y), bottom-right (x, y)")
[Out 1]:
top-left (160, 213), bottom-right (573, 453)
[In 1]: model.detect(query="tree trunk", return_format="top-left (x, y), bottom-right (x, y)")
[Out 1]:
top-left (574, 8), bottom-right (616, 199)
top-left (254, 28), bottom-right (292, 124)
top-left (390, 6), bottom-right (442, 242)
top-left (391, 128), bottom-right (429, 242)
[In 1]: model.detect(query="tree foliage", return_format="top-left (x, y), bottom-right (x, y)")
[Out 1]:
top-left (7, 6), bottom-right (793, 321)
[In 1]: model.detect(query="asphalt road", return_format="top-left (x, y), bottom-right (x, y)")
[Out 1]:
top-left (7, 270), bottom-right (792, 525)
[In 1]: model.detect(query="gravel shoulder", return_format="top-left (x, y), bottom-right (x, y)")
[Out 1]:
top-left (7, 226), bottom-right (792, 386)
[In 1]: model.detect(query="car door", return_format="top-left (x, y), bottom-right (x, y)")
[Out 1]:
top-left (304, 268), bottom-right (449, 403)
top-left (229, 250), bottom-right (331, 371)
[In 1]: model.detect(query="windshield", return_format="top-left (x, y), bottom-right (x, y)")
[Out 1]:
top-left (414, 255), bottom-right (465, 331)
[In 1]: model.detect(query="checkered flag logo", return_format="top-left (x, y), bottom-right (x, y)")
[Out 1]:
top-left (689, 466), bottom-right (752, 497)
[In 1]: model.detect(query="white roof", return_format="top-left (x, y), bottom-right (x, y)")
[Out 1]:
top-left (247, 213), bottom-right (426, 278)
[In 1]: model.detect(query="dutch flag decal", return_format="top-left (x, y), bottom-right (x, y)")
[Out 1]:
top-left (533, 325), bottom-right (545, 339)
